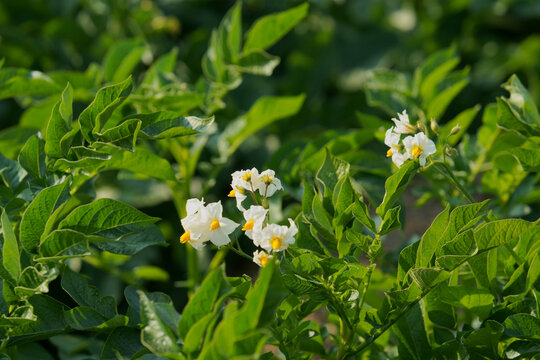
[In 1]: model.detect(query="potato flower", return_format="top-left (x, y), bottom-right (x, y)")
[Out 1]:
top-left (391, 110), bottom-right (417, 134)
top-left (229, 168), bottom-right (259, 211)
top-left (384, 127), bottom-right (408, 168)
top-left (253, 169), bottom-right (283, 197)
top-left (255, 219), bottom-right (298, 252)
top-left (253, 250), bottom-right (273, 267)
top-left (180, 200), bottom-right (239, 248)
top-left (242, 205), bottom-right (268, 240)
top-left (402, 132), bottom-right (436, 166)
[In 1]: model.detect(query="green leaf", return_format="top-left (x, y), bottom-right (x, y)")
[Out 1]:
top-left (244, 3), bottom-right (309, 52)
top-left (58, 198), bottom-right (159, 239)
top-left (45, 84), bottom-right (73, 158)
top-left (376, 160), bottom-right (417, 217)
top-left (178, 267), bottom-right (223, 339)
top-left (14, 265), bottom-right (59, 297)
top-left (104, 39), bottom-right (147, 83)
top-left (61, 269), bottom-right (117, 318)
top-left (78, 77), bottom-right (133, 142)
top-left (64, 306), bottom-right (128, 330)
top-left (504, 314), bottom-right (540, 339)
top-left (0, 152), bottom-right (27, 190)
top-left (94, 224), bottom-right (166, 255)
top-left (497, 75), bottom-right (540, 137)
top-left (101, 327), bottom-right (145, 360)
top-left (18, 135), bottom-right (46, 180)
top-left (475, 219), bottom-right (535, 250)
top-left (1, 210), bottom-right (20, 282)
top-left (183, 312), bottom-right (214, 354)
top-left (435, 284), bottom-right (494, 319)
top-left (235, 50), bottom-right (280, 76)
top-left (426, 68), bottom-right (469, 120)
top-left (462, 320), bottom-right (504, 359)
top-left (36, 229), bottom-right (90, 261)
top-left (378, 206), bottom-right (401, 236)
top-left (409, 268), bottom-right (450, 292)
top-left (0, 68), bottom-right (62, 100)
top-left (363, 69), bottom-right (414, 115)
top-left (133, 266), bottom-right (169, 282)
top-left (438, 105), bottom-right (480, 146)
top-left (436, 229), bottom-right (476, 270)
top-left (393, 302), bottom-right (432, 360)
top-left (415, 205), bottom-right (450, 268)
top-left (316, 148), bottom-right (350, 196)
top-left (225, 94), bottom-right (305, 156)
top-left (507, 147), bottom-right (540, 171)
top-left (138, 290), bottom-right (181, 354)
top-left (397, 242), bottom-right (419, 285)
top-left (99, 146), bottom-right (176, 181)
top-left (127, 112), bottom-right (214, 140)
top-left (19, 180), bottom-right (71, 252)
top-left (221, 1), bottom-right (242, 62)
top-left (414, 47), bottom-right (459, 99)
top-left (96, 118), bottom-right (141, 151)
top-left (141, 48), bottom-right (178, 87)
top-left (290, 253), bottom-right (324, 277)
top-left (352, 201), bottom-right (377, 233)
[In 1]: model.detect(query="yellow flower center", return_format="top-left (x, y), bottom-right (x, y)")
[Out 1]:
top-left (271, 236), bottom-right (282, 250)
top-left (260, 254), bottom-right (269, 267)
top-left (228, 189), bottom-right (236, 197)
top-left (210, 219), bottom-right (220, 231)
top-left (180, 231), bottom-right (190, 244)
top-left (262, 174), bottom-right (273, 185)
top-left (242, 172), bottom-right (252, 182)
top-left (386, 149), bottom-right (393, 157)
top-left (242, 220), bottom-right (254, 231)
top-left (412, 145), bottom-right (422, 158)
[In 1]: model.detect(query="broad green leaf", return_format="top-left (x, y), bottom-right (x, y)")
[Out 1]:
top-left (426, 68), bottom-right (469, 120)
top-left (178, 267), bottom-right (223, 339)
top-left (462, 320), bottom-right (504, 359)
top-left (104, 39), bottom-right (146, 83)
top-left (435, 284), bottom-right (494, 319)
top-left (20, 180), bottom-right (70, 252)
top-left (378, 206), bottom-right (401, 236)
top-left (475, 219), bottom-right (535, 250)
top-left (126, 112), bottom-right (214, 139)
top-left (45, 84), bottom-right (73, 158)
top-left (78, 77), bottom-right (132, 142)
top-left (225, 94), bottom-right (305, 156)
top-left (101, 327), bottom-right (145, 360)
top-left (504, 314), bottom-right (540, 339)
top-left (409, 268), bottom-right (450, 291)
top-left (0, 153), bottom-right (27, 190)
top-left (415, 205), bottom-right (450, 268)
top-left (498, 75), bottom-right (540, 137)
top-left (1, 210), bottom-right (20, 282)
top-left (414, 47), bottom-right (459, 99)
top-left (290, 253), bottom-right (323, 277)
top-left (507, 147), bottom-right (540, 171)
top-left (183, 312), bottom-right (214, 354)
top-left (352, 201), bottom-right (377, 233)
top-left (96, 118), bottom-right (141, 151)
top-left (58, 198), bottom-right (159, 239)
top-left (316, 148), bottom-right (350, 197)
top-left (64, 306), bottom-right (128, 330)
top-left (235, 50), bottom-right (280, 76)
top-left (138, 290), bottom-right (181, 354)
top-left (18, 135), bottom-right (45, 180)
top-left (438, 105), bottom-right (480, 146)
top-left (9, 294), bottom-right (67, 344)
top-left (436, 229), bottom-right (476, 270)
top-left (0, 68), bottom-right (62, 100)
top-left (244, 3), bottom-right (308, 52)
top-left (376, 160), bottom-right (417, 217)
top-left (397, 241), bottom-right (419, 285)
top-left (61, 269), bottom-right (117, 318)
top-left (332, 175), bottom-right (355, 216)
top-left (363, 69), bottom-right (415, 114)
top-left (526, 254), bottom-right (540, 293)
top-left (99, 146), bottom-right (176, 181)
top-left (94, 224), bottom-right (166, 255)
top-left (505, 340), bottom-right (540, 359)
top-left (133, 266), bottom-right (169, 282)
top-left (393, 302), bottom-right (432, 360)
top-left (221, 1), bottom-right (242, 62)
top-left (36, 229), bottom-right (90, 261)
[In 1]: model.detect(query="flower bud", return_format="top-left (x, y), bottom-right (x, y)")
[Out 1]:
top-left (449, 125), bottom-right (461, 136)
top-left (445, 146), bottom-right (458, 157)
top-left (430, 118), bottom-right (439, 135)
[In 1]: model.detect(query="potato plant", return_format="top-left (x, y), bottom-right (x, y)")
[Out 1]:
top-left (0, 1), bottom-right (539, 359)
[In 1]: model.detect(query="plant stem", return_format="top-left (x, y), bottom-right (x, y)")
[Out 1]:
top-left (434, 162), bottom-right (475, 203)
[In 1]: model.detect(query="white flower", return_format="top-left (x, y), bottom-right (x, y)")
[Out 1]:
top-left (258, 219), bottom-right (297, 252)
top-left (402, 132), bottom-right (436, 166)
top-left (229, 168), bottom-right (259, 211)
top-left (384, 127), bottom-right (408, 168)
top-left (180, 200), bottom-right (239, 248)
top-left (242, 205), bottom-right (268, 240)
top-left (391, 110), bottom-right (416, 134)
top-left (253, 250), bottom-right (273, 267)
top-left (253, 169), bottom-right (283, 197)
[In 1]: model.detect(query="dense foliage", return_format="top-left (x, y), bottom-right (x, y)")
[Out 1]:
top-left (0, 1), bottom-right (539, 359)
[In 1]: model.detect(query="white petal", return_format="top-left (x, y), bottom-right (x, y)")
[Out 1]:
top-left (209, 230), bottom-right (231, 246)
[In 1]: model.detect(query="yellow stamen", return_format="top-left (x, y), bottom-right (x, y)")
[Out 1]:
top-left (242, 220), bottom-right (254, 231)
top-left (386, 149), bottom-right (393, 157)
top-left (412, 145), bottom-right (422, 158)
top-left (180, 231), bottom-right (190, 244)
top-left (262, 174), bottom-right (273, 185)
top-left (260, 254), bottom-right (269, 267)
top-left (228, 189), bottom-right (236, 197)
top-left (242, 172), bottom-right (252, 182)
top-left (271, 236), bottom-right (282, 250)
top-left (210, 219), bottom-right (220, 230)
top-left (236, 186), bottom-right (247, 195)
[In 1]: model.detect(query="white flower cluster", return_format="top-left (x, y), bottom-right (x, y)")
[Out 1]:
top-left (180, 168), bottom-right (297, 268)
top-left (385, 110), bottom-right (437, 168)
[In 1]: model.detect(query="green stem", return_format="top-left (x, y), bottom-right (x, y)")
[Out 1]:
top-left (227, 243), bottom-right (253, 261)
top-left (434, 162), bottom-right (475, 203)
